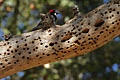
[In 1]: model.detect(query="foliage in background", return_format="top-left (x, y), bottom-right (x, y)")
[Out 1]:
top-left (1, 0), bottom-right (120, 80)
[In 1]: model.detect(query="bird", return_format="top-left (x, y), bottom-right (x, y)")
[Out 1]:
top-left (31, 9), bottom-right (59, 31)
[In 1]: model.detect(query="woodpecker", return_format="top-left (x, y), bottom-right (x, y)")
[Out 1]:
top-left (31, 9), bottom-right (59, 31)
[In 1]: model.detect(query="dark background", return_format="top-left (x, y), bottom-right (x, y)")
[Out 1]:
top-left (1, 0), bottom-right (120, 80)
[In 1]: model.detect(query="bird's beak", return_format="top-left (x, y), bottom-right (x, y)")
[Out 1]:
top-left (56, 12), bottom-right (60, 14)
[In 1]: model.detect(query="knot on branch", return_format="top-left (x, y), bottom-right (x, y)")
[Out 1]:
top-left (72, 5), bottom-right (80, 16)
top-left (72, 5), bottom-right (84, 18)
top-left (65, 5), bottom-right (84, 24)
top-left (2, 33), bottom-right (12, 41)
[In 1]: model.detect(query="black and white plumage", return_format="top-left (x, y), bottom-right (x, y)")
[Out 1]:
top-left (31, 9), bottom-right (59, 31)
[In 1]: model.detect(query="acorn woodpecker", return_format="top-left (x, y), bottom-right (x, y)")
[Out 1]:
top-left (31, 9), bottom-right (59, 31)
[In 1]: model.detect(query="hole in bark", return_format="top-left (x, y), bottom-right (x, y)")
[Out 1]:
top-left (117, 12), bottom-right (119, 14)
top-left (32, 41), bottom-right (34, 44)
top-left (75, 40), bottom-right (80, 45)
top-left (13, 56), bottom-right (15, 58)
top-left (7, 49), bottom-right (9, 51)
top-left (61, 32), bottom-right (72, 42)
top-left (27, 48), bottom-right (29, 50)
top-left (18, 53), bottom-right (21, 55)
top-left (2, 66), bottom-right (5, 68)
top-left (40, 43), bottom-right (43, 45)
top-left (7, 53), bottom-right (10, 55)
top-left (45, 45), bottom-right (48, 48)
top-left (17, 45), bottom-right (19, 48)
top-left (23, 48), bottom-right (26, 50)
top-left (27, 57), bottom-right (29, 59)
top-left (49, 43), bottom-right (54, 46)
top-left (15, 49), bottom-right (17, 52)
top-left (82, 28), bottom-right (89, 33)
top-left (47, 54), bottom-right (50, 56)
top-left (9, 46), bottom-right (12, 48)
top-left (36, 55), bottom-right (39, 57)
top-left (100, 31), bottom-right (104, 34)
top-left (24, 44), bottom-right (27, 46)
top-left (0, 63), bottom-right (3, 65)
top-left (22, 56), bottom-right (25, 59)
top-left (94, 18), bottom-right (104, 27)
top-left (5, 59), bottom-right (8, 62)
top-left (28, 52), bottom-right (31, 54)
top-left (36, 47), bottom-right (38, 49)
top-left (16, 41), bottom-right (18, 43)
top-left (8, 62), bottom-right (11, 64)
top-left (33, 49), bottom-right (36, 51)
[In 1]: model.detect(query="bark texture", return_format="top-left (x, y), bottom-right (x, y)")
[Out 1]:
top-left (0, 0), bottom-right (120, 78)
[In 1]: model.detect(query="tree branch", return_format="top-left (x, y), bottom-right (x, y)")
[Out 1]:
top-left (0, 0), bottom-right (120, 78)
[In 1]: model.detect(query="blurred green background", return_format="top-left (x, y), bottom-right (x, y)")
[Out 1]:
top-left (1, 0), bottom-right (120, 80)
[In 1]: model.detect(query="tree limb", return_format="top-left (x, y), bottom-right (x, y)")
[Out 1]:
top-left (0, 0), bottom-right (120, 78)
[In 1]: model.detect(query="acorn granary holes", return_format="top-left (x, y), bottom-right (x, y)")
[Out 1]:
top-left (82, 28), bottom-right (90, 33)
top-left (94, 18), bottom-right (104, 27)
top-left (61, 32), bottom-right (72, 42)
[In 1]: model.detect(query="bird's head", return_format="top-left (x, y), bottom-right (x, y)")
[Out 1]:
top-left (49, 9), bottom-right (59, 16)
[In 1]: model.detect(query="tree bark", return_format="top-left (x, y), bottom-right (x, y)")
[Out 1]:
top-left (0, 0), bottom-right (120, 78)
